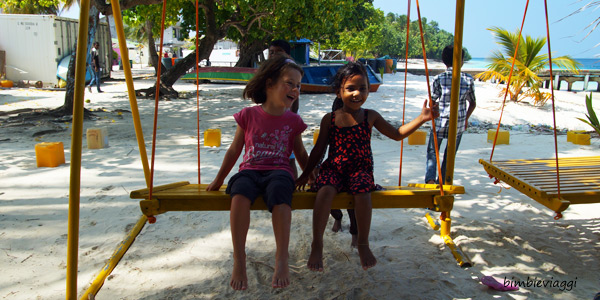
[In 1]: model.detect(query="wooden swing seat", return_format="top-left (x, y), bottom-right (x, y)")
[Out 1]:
top-left (130, 182), bottom-right (465, 216)
top-left (480, 156), bottom-right (600, 212)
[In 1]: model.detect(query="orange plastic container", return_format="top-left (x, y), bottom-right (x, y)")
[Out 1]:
top-left (87, 128), bottom-right (109, 149)
top-left (408, 130), bottom-right (427, 145)
top-left (1, 80), bottom-right (14, 88)
top-left (35, 142), bottom-right (65, 167)
top-left (204, 129), bottom-right (221, 147)
top-left (487, 129), bottom-right (510, 145)
top-left (567, 130), bottom-right (585, 143)
top-left (313, 129), bottom-right (320, 145)
top-left (574, 133), bottom-right (591, 145)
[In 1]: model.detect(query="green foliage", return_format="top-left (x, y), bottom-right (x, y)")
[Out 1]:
top-left (336, 3), bottom-right (384, 59)
top-left (1, 0), bottom-right (60, 14)
top-left (122, 1), bottom-right (185, 40)
top-left (577, 93), bottom-right (600, 136)
top-left (475, 27), bottom-right (582, 106)
top-left (374, 13), bottom-right (455, 59)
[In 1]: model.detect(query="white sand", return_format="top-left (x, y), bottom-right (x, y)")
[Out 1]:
top-left (1, 66), bottom-right (599, 299)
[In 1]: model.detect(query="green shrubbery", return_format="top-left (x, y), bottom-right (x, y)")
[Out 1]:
top-left (577, 93), bottom-right (600, 137)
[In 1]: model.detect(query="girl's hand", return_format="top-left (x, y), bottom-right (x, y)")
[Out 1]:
top-left (206, 180), bottom-right (222, 191)
top-left (421, 99), bottom-right (439, 122)
top-left (296, 174), bottom-right (310, 191)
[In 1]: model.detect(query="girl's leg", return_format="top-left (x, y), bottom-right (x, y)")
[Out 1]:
top-left (230, 194), bottom-right (251, 290)
top-left (354, 193), bottom-right (376, 270)
top-left (330, 209), bottom-right (343, 232)
top-left (308, 185), bottom-right (337, 271)
top-left (271, 203), bottom-right (292, 288)
top-left (347, 209), bottom-right (358, 247)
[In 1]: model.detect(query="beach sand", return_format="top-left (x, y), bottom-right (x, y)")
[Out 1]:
top-left (1, 65), bottom-right (599, 299)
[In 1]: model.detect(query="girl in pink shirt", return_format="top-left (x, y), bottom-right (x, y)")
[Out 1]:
top-left (207, 55), bottom-right (310, 290)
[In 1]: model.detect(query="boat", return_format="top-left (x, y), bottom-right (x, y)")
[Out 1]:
top-left (181, 66), bottom-right (256, 83)
top-left (300, 64), bottom-right (381, 93)
top-left (56, 54), bottom-right (92, 82)
top-left (180, 64), bottom-right (382, 94)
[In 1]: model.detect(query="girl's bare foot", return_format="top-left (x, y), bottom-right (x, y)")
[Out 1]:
top-left (357, 244), bottom-right (376, 270)
top-left (272, 259), bottom-right (290, 288)
top-left (230, 258), bottom-right (248, 290)
top-left (332, 219), bottom-right (342, 232)
top-left (307, 241), bottom-right (324, 272)
top-left (351, 234), bottom-right (358, 248)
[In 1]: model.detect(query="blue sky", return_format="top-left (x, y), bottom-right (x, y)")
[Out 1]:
top-left (373, 0), bottom-right (600, 58)
top-left (61, 1), bottom-right (599, 58)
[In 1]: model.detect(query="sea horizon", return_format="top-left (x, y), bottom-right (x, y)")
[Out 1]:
top-left (465, 57), bottom-right (600, 70)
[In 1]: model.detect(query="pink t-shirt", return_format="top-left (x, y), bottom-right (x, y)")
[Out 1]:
top-left (234, 105), bottom-right (307, 176)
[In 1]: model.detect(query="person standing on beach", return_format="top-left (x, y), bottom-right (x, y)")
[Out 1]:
top-left (424, 45), bottom-right (476, 184)
top-left (296, 62), bottom-right (438, 271)
top-left (206, 55), bottom-right (310, 290)
top-left (87, 42), bottom-right (103, 93)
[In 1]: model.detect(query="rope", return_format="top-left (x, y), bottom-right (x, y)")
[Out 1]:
top-left (399, 0), bottom-right (411, 186)
top-left (489, 0), bottom-right (530, 162)
top-left (415, 0), bottom-right (444, 196)
top-left (543, 0), bottom-right (562, 218)
top-left (195, 0), bottom-right (202, 184)
top-left (147, 0), bottom-right (168, 211)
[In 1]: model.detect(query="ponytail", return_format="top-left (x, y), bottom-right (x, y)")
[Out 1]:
top-left (331, 97), bottom-right (343, 111)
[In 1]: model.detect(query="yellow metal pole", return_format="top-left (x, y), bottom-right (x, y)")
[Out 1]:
top-left (439, 0), bottom-right (472, 269)
top-left (445, 0), bottom-right (465, 186)
top-left (425, 212), bottom-right (440, 230)
top-left (66, 0), bottom-right (90, 298)
top-left (110, 0), bottom-right (152, 187)
top-left (442, 235), bottom-right (472, 268)
top-left (80, 215), bottom-right (147, 299)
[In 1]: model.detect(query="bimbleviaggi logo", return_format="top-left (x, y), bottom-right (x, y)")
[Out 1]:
top-left (504, 276), bottom-right (578, 292)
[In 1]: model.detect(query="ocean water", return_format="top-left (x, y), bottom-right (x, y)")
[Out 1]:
top-left (464, 57), bottom-right (600, 70)
top-left (463, 57), bottom-right (600, 91)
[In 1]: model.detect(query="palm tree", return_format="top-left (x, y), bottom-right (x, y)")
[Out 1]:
top-left (476, 26), bottom-right (581, 105)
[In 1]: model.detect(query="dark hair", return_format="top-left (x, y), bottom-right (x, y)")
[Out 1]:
top-left (441, 45), bottom-right (464, 67)
top-left (243, 54), bottom-right (303, 104)
top-left (270, 40), bottom-right (291, 55)
top-left (330, 62), bottom-right (370, 111)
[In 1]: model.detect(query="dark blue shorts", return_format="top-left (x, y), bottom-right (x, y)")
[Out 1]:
top-left (226, 169), bottom-right (294, 212)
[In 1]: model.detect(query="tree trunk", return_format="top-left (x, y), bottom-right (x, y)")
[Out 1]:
top-left (235, 38), bottom-right (267, 68)
top-left (56, 52), bottom-right (77, 114)
top-left (53, 7), bottom-right (99, 117)
top-left (52, 47), bottom-right (91, 118)
top-left (146, 20), bottom-right (159, 76)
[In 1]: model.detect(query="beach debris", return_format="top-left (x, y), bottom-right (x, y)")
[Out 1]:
top-left (480, 275), bottom-right (519, 291)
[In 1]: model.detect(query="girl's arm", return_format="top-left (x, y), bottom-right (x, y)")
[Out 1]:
top-left (373, 100), bottom-right (438, 141)
top-left (293, 133), bottom-right (309, 172)
top-left (296, 113), bottom-right (331, 189)
top-left (206, 125), bottom-right (245, 191)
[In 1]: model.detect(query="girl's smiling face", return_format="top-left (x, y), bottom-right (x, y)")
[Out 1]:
top-left (267, 68), bottom-right (302, 109)
top-left (338, 74), bottom-right (369, 111)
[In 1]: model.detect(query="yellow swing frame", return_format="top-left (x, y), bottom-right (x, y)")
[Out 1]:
top-left (67, 1), bottom-right (471, 298)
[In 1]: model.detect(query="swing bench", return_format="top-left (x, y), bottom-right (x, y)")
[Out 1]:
top-left (479, 1), bottom-right (600, 219)
top-left (131, 182), bottom-right (465, 218)
top-left (480, 156), bottom-right (600, 214)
